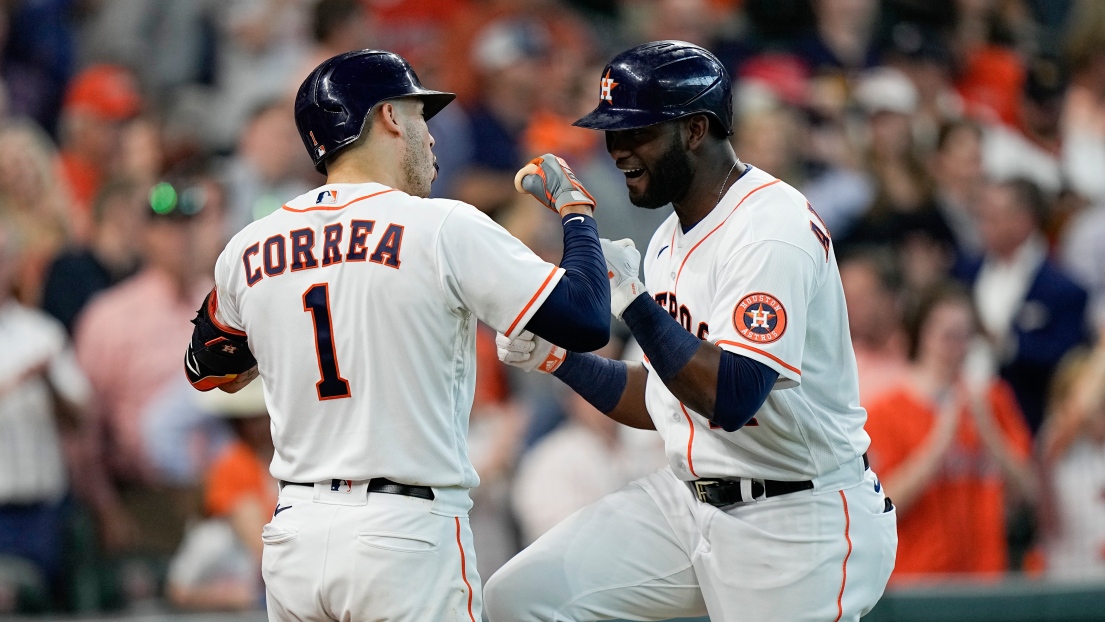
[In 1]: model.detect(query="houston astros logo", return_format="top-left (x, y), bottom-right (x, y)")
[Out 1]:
top-left (600, 69), bottom-right (618, 104)
top-left (734, 293), bottom-right (787, 343)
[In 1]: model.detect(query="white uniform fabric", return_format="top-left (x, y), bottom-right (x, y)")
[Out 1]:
top-left (486, 166), bottom-right (896, 621)
top-left (213, 182), bottom-right (563, 488)
top-left (488, 463), bottom-right (895, 622)
top-left (211, 182), bottom-right (563, 620)
top-left (262, 482), bottom-right (481, 622)
top-left (642, 165), bottom-right (870, 481)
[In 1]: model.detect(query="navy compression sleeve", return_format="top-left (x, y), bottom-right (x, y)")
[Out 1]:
top-left (714, 351), bottom-right (778, 431)
top-left (551, 351), bottom-right (628, 414)
top-left (524, 213), bottom-right (609, 352)
top-left (620, 294), bottom-right (700, 381)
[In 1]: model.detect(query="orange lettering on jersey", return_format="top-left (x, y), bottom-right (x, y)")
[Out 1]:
top-left (734, 292), bottom-right (787, 344)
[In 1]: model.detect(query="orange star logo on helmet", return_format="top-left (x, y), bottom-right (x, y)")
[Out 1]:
top-left (600, 69), bottom-right (618, 104)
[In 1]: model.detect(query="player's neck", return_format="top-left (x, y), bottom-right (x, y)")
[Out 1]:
top-left (325, 149), bottom-right (407, 192)
top-left (671, 148), bottom-right (741, 230)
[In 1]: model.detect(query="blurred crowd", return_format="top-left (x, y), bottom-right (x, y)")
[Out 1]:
top-left (2, 0), bottom-right (1105, 614)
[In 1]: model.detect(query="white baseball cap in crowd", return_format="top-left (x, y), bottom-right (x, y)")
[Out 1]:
top-left (854, 67), bottom-right (919, 116)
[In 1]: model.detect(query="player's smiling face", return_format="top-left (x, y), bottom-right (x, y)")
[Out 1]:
top-left (606, 121), bottom-right (693, 209)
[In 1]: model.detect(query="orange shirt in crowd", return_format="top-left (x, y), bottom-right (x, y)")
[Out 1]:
top-left (205, 440), bottom-right (276, 518)
top-left (865, 380), bottom-right (1032, 581)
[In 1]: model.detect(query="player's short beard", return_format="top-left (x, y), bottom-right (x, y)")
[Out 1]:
top-left (632, 131), bottom-right (694, 209)
top-left (401, 119), bottom-right (433, 198)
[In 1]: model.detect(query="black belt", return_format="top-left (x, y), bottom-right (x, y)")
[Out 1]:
top-left (280, 477), bottom-right (435, 501)
top-left (687, 453), bottom-right (868, 507)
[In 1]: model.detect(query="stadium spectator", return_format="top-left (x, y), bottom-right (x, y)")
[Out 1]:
top-left (41, 178), bottom-right (146, 333)
top-left (166, 380), bottom-right (273, 611)
top-left (298, 0), bottom-right (371, 78)
top-left (0, 120), bottom-right (73, 305)
top-left (454, 17), bottom-right (550, 215)
top-left (57, 65), bottom-right (142, 220)
top-left (881, 21), bottom-right (963, 150)
top-left (865, 285), bottom-right (1037, 581)
top-left (1060, 0), bottom-right (1105, 204)
top-left (0, 222), bottom-right (89, 608)
top-left (930, 120), bottom-right (986, 256)
top-left (843, 67), bottom-right (955, 254)
top-left (204, 0), bottom-right (312, 152)
top-left (980, 55), bottom-right (1069, 197)
top-left (0, 0), bottom-right (76, 133)
top-left (511, 389), bottom-right (665, 547)
top-left (221, 99), bottom-right (312, 236)
top-left (953, 0), bottom-right (1027, 126)
top-left (71, 177), bottom-right (215, 556)
top-left (958, 178), bottom-right (1089, 434)
top-left (795, 0), bottom-right (881, 74)
top-left (1038, 342), bottom-right (1105, 581)
top-left (839, 250), bottom-right (909, 404)
top-left (1060, 198), bottom-right (1105, 332)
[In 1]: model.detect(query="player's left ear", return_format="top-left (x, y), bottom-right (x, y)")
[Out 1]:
top-left (378, 102), bottom-right (404, 137)
top-left (683, 114), bottom-right (711, 151)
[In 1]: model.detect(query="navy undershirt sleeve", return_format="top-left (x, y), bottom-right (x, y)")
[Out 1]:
top-left (714, 351), bottom-right (778, 432)
top-left (551, 351), bottom-right (628, 414)
top-left (620, 294), bottom-right (700, 381)
top-left (525, 213), bottom-right (609, 352)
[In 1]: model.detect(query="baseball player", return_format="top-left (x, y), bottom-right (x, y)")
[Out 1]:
top-left (488, 41), bottom-right (898, 621)
top-left (182, 50), bottom-right (611, 621)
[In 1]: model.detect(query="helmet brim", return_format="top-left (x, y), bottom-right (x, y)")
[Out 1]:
top-left (574, 105), bottom-right (733, 136)
top-left (573, 106), bottom-right (688, 131)
top-left (414, 91), bottom-right (456, 121)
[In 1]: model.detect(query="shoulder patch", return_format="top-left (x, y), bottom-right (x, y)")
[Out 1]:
top-left (733, 292), bottom-right (787, 344)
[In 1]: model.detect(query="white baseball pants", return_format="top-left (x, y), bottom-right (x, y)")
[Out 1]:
top-left (486, 459), bottom-right (897, 621)
top-left (261, 481), bottom-right (481, 621)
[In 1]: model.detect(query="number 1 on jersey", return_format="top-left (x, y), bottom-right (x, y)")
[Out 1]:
top-left (303, 283), bottom-right (351, 400)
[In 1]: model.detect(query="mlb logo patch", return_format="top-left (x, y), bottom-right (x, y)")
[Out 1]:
top-left (331, 479), bottom-right (353, 493)
top-left (316, 190), bottom-right (338, 204)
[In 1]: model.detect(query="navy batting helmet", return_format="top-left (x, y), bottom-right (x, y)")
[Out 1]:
top-left (295, 50), bottom-right (456, 173)
top-left (574, 41), bottom-right (733, 136)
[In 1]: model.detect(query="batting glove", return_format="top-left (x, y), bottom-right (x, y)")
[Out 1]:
top-left (514, 153), bottom-right (596, 215)
top-left (496, 331), bottom-right (567, 373)
top-left (601, 238), bottom-right (646, 320)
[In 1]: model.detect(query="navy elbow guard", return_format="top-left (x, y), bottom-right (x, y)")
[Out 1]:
top-left (185, 290), bottom-right (256, 391)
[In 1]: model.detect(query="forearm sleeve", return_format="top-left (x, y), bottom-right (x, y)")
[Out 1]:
top-left (551, 351), bottom-right (628, 414)
top-left (525, 213), bottom-right (610, 352)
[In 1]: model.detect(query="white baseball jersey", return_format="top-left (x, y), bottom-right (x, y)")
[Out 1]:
top-left (641, 165), bottom-right (870, 481)
top-left (210, 182), bottom-right (563, 487)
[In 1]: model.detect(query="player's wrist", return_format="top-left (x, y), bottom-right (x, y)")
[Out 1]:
top-left (610, 278), bottom-right (647, 320)
top-left (558, 203), bottom-right (595, 218)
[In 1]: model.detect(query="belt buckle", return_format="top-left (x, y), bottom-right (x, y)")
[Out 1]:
top-left (693, 480), bottom-right (717, 503)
